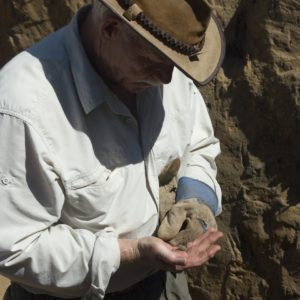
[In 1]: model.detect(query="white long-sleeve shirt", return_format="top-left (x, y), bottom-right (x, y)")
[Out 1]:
top-left (0, 5), bottom-right (221, 300)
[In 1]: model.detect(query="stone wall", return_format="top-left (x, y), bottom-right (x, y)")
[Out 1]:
top-left (0, 0), bottom-right (299, 299)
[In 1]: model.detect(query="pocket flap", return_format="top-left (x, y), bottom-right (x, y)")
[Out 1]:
top-left (66, 166), bottom-right (112, 190)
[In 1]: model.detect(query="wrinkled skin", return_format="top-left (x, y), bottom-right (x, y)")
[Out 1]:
top-left (80, 8), bottom-right (174, 106)
top-left (119, 228), bottom-right (223, 273)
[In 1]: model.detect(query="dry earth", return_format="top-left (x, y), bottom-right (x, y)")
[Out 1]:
top-left (0, 276), bottom-right (10, 300)
top-left (0, 0), bottom-right (299, 299)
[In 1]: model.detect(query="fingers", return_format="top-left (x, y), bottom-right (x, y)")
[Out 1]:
top-left (157, 241), bottom-right (221, 273)
top-left (182, 228), bottom-right (223, 269)
top-left (187, 227), bottom-right (220, 246)
top-left (186, 228), bottom-right (223, 257)
top-left (137, 230), bottom-right (223, 273)
top-left (154, 228), bottom-right (223, 272)
top-left (207, 243), bottom-right (221, 258)
top-left (168, 226), bottom-right (204, 250)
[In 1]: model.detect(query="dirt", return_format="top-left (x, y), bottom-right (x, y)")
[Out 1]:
top-left (0, 276), bottom-right (10, 299)
top-left (0, 0), bottom-right (299, 299)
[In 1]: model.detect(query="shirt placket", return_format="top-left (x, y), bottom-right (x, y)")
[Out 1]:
top-left (137, 123), bottom-right (160, 213)
top-left (136, 90), bottom-right (163, 213)
top-left (105, 93), bottom-right (159, 212)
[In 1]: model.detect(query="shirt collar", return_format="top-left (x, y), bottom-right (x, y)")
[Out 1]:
top-left (63, 5), bottom-right (114, 114)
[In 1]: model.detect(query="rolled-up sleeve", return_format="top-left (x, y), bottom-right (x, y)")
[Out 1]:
top-left (177, 84), bottom-right (222, 215)
top-left (0, 112), bottom-right (120, 299)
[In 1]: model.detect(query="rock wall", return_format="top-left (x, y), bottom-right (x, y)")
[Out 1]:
top-left (0, 0), bottom-right (299, 299)
top-left (0, 276), bottom-right (9, 300)
top-left (0, 0), bottom-right (90, 66)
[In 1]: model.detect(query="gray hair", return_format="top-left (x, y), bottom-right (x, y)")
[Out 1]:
top-left (92, 0), bottom-right (138, 42)
top-left (92, 1), bottom-right (110, 22)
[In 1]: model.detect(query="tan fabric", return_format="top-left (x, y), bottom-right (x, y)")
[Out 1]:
top-left (158, 199), bottom-right (217, 249)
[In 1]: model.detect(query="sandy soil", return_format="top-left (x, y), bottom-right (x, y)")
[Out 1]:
top-left (0, 276), bottom-right (10, 300)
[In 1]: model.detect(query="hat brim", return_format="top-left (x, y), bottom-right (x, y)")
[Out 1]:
top-left (99, 0), bottom-right (226, 85)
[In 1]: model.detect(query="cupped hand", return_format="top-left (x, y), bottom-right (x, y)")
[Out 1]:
top-left (176, 227), bottom-right (223, 270)
top-left (118, 228), bottom-right (223, 273)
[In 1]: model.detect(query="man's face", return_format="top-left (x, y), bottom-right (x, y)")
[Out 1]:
top-left (100, 20), bottom-right (174, 93)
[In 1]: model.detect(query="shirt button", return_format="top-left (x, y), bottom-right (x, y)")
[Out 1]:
top-left (1, 176), bottom-right (12, 186)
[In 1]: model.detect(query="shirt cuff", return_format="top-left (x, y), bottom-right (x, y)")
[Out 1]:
top-left (176, 177), bottom-right (218, 215)
top-left (85, 228), bottom-right (120, 299)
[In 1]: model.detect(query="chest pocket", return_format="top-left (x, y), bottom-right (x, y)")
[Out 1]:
top-left (62, 165), bottom-right (123, 230)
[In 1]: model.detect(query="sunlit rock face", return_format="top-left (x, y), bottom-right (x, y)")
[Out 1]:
top-left (191, 1), bottom-right (300, 299)
top-left (0, 0), bottom-right (299, 299)
top-left (0, 0), bottom-right (90, 66)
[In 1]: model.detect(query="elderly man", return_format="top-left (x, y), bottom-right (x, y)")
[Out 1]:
top-left (0, 0), bottom-right (225, 299)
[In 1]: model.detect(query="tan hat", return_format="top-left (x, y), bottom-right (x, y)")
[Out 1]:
top-left (98, 0), bottom-right (225, 85)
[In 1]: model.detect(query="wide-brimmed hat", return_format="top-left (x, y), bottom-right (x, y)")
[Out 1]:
top-left (98, 0), bottom-right (225, 85)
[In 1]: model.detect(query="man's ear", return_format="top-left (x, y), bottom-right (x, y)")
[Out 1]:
top-left (100, 17), bottom-right (122, 40)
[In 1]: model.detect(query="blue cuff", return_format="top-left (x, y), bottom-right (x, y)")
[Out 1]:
top-left (176, 177), bottom-right (218, 215)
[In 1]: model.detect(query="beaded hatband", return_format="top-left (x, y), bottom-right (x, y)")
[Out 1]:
top-left (124, 0), bottom-right (205, 57)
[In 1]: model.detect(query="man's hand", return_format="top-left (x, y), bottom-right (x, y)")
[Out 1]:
top-left (118, 237), bottom-right (185, 272)
top-left (118, 228), bottom-right (223, 273)
top-left (157, 198), bottom-right (217, 249)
